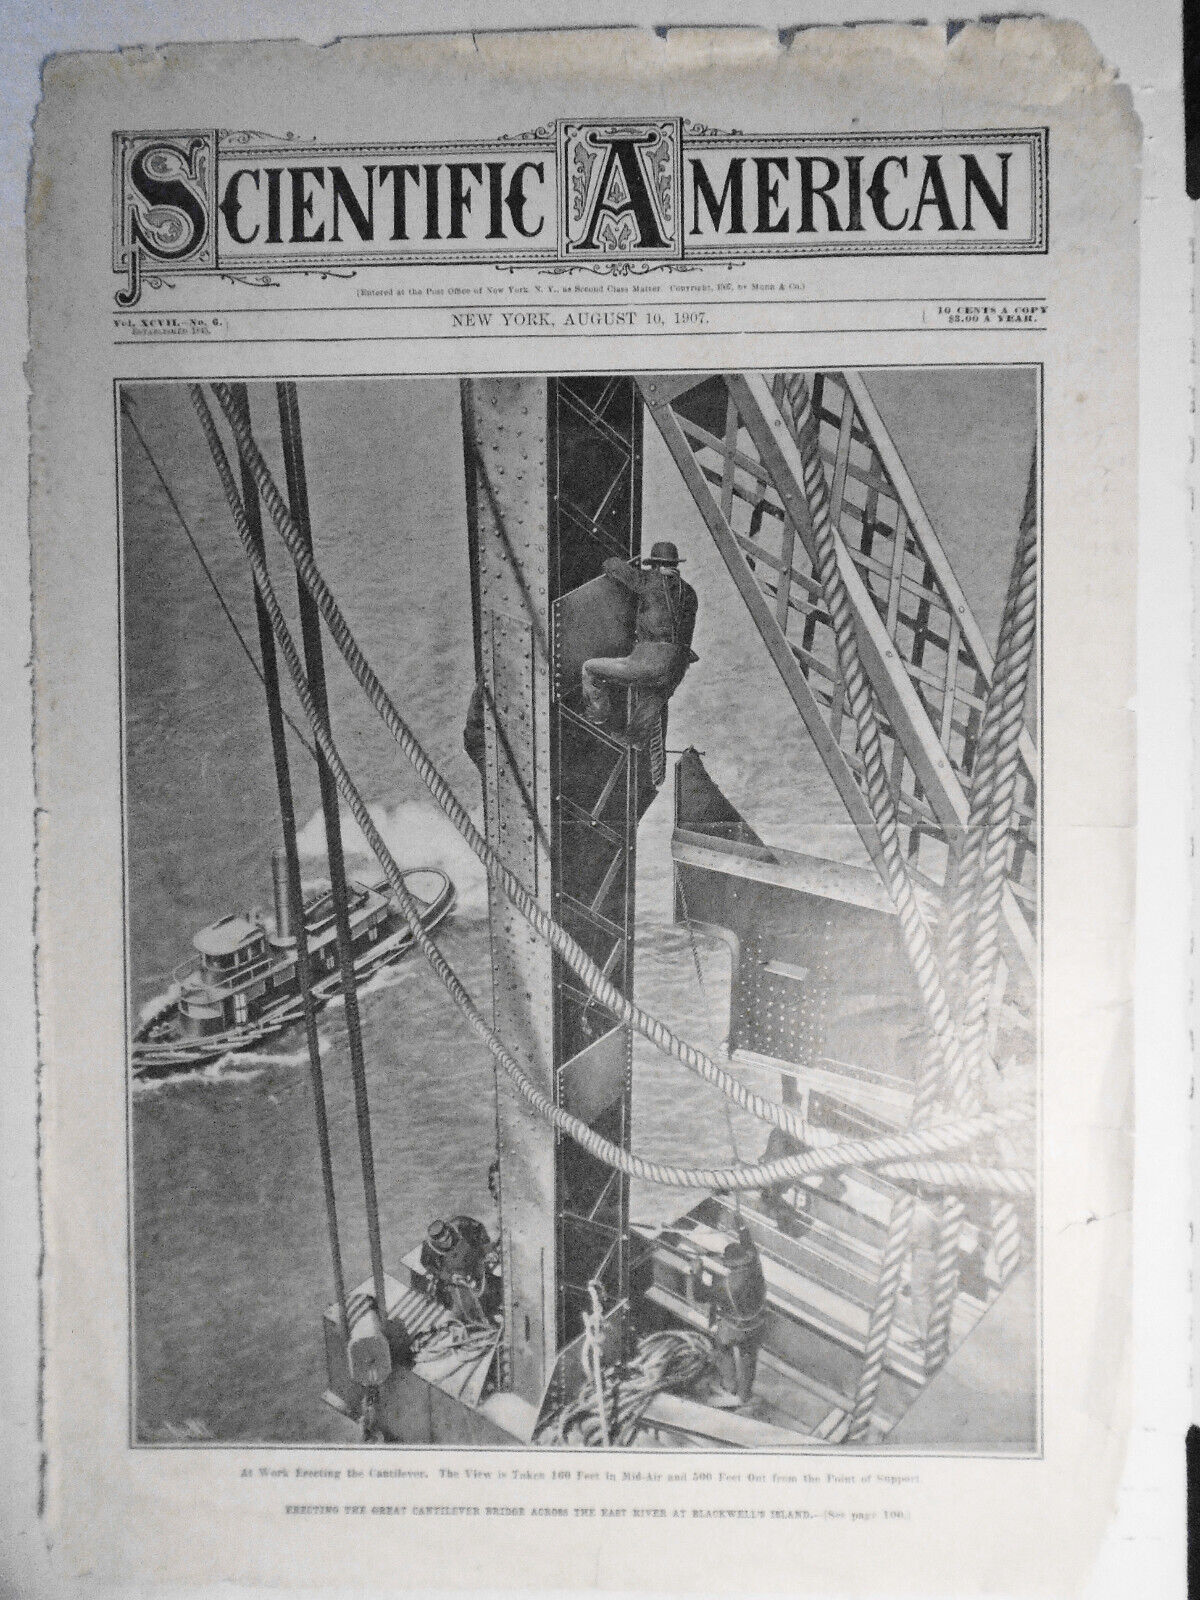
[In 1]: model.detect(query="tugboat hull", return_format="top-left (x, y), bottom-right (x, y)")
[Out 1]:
top-left (133, 867), bottom-right (455, 1079)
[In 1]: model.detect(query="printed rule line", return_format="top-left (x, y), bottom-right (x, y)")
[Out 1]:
top-left (113, 325), bottom-right (1047, 348)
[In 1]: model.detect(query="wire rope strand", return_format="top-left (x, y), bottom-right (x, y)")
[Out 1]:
top-left (271, 380), bottom-right (388, 1318)
top-left (191, 383), bottom-right (389, 1313)
top-left (119, 394), bottom-right (317, 761)
top-left (957, 465), bottom-right (1038, 1076)
top-left (912, 459), bottom-right (1037, 1124)
top-left (228, 381), bottom-right (350, 1336)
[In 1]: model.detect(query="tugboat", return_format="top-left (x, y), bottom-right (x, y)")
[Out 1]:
top-left (133, 849), bottom-right (455, 1078)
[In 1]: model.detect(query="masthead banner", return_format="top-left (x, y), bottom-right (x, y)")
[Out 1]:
top-left (113, 120), bottom-right (1047, 304)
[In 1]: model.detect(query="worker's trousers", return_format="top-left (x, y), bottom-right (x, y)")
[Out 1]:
top-left (713, 1321), bottom-right (760, 1404)
top-left (581, 640), bottom-right (681, 745)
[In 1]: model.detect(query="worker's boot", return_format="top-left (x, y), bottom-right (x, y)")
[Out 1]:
top-left (704, 1346), bottom-right (742, 1407)
top-left (706, 1390), bottom-right (743, 1410)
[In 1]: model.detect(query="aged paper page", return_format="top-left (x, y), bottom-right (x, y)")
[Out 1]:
top-left (23, 18), bottom-right (1155, 1595)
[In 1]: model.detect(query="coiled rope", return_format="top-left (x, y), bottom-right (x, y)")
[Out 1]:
top-left (534, 1328), bottom-right (715, 1446)
top-left (189, 383), bottom-right (1028, 1194)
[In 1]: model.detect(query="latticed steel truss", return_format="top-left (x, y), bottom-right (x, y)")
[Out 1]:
top-left (547, 375), bottom-right (649, 1348)
top-left (638, 370), bottom-right (1037, 980)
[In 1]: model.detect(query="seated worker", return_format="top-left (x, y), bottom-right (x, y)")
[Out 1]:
top-left (420, 1215), bottom-right (502, 1325)
top-left (689, 1222), bottom-right (768, 1406)
top-left (581, 541), bottom-right (698, 748)
top-left (757, 1125), bottom-right (845, 1234)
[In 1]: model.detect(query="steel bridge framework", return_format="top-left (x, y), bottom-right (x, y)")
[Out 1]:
top-left (463, 368), bottom-right (1037, 1415)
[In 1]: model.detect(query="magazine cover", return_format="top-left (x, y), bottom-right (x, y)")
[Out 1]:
top-left (24, 21), bottom-right (1148, 1595)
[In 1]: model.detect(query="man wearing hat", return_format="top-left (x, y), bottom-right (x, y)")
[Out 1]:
top-left (420, 1215), bottom-right (501, 1324)
top-left (689, 1221), bottom-right (768, 1406)
top-left (582, 541), bottom-right (699, 748)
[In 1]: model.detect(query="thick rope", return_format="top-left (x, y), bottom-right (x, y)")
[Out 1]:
top-left (783, 376), bottom-right (1035, 1322)
top-left (775, 374), bottom-right (977, 1121)
top-left (916, 463), bottom-right (1037, 1120)
top-left (208, 381), bottom-right (820, 1147)
top-left (919, 460), bottom-right (1038, 1287)
top-left (957, 465), bottom-right (1038, 1078)
top-left (922, 487), bottom-right (1036, 1098)
top-left (922, 1195), bottom-right (965, 1371)
top-left (775, 372), bottom-right (981, 1430)
top-left (190, 381), bottom-right (1028, 1194)
top-left (846, 1192), bottom-right (914, 1440)
top-left (873, 1163), bottom-right (1034, 1198)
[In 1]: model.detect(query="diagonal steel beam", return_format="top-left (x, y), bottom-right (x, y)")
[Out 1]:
top-left (842, 371), bottom-right (1039, 789)
top-left (641, 371), bottom-right (1034, 979)
top-left (730, 374), bottom-right (1034, 978)
top-left (731, 373), bottom-right (966, 831)
top-left (639, 375), bottom-right (892, 890)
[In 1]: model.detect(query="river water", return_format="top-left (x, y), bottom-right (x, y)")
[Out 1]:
top-left (123, 371), bottom-right (1034, 1442)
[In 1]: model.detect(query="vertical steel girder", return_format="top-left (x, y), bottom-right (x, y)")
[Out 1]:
top-left (462, 377), bottom-right (644, 1409)
top-left (638, 371), bottom-right (1036, 981)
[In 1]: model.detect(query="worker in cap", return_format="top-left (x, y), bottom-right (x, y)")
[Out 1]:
top-left (420, 1217), bottom-right (459, 1296)
top-left (420, 1215), bottom-right (501, 1325)
top-left (689, 1221), bottom-right (768, 1405)
top-left (756, 1125), bottom-right (846, 1235)
top-left (582, 540), bottom-right (699, 750)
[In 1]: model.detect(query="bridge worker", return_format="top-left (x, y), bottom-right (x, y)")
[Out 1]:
top-left (420, 1218), bottom-right (459, 1288)
top-left (448, 1214), bottom-right (503, 1324)
top-left (581, 541), bottom-right (699, 747)
top-left (689, 1223), bottom-right (768, 1405)
top-left (757, 1126), bottom-right (845, 1233)
top-left (420, 1218), bottom-right (480, 1322)
top-left (421, 1216), bottom-right (501, 1325)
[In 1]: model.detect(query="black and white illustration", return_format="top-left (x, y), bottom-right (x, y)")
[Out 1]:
top-left (121, 367), bottom-right (1038, 1452)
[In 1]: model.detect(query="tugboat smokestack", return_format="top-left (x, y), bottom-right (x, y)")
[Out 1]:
top-left (271, 847), bottom-right (295, 944)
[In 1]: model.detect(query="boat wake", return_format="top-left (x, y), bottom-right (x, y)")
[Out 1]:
top-left (132, 1054), bottom-right (266, 1094)
top-left (297, 798), bottom-right (489, 916)
top-left (131, 855), bottom-right (453, 1080)
top-left (131, 1038), bottom-right (335, 1095)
